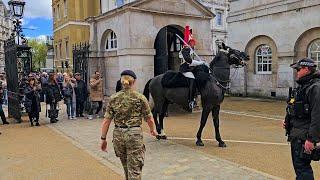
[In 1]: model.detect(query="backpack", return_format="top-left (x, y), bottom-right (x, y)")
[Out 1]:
top-left (63, 84), bottom-right (73, 97)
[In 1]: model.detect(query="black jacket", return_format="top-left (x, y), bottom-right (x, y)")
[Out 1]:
top-left (0, 87), bottom-right (3, 105)
top-left (46, 83), bottom-right (62, 104)
top-left (179, 62), bottom-right (192, 73)
top-left (24, 85), bottom-right (41, 113)
top-left (75, 80), bottom-right (88, 102)
top-left (290, 72), bottom-right (320, 143)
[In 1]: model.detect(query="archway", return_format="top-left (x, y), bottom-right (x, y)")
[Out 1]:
top-left (294, 27), bottom-right (320, 64)
top-left (154, 25), bottom-right (184, 76)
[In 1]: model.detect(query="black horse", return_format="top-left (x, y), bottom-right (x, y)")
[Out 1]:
top-left (143, 46), bottom-right (249, 147)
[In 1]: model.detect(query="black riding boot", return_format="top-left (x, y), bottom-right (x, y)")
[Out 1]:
top-left (188, 78), bottom-right (196, 111)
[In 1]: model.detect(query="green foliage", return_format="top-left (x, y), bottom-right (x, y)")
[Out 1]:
top-left (28, 39), bottom-right (48, 71)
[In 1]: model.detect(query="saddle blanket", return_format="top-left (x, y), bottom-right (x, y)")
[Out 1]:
top-left (161, 71), bottom-right (189, 88)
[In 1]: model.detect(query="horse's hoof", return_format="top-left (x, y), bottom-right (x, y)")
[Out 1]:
top-left (218, 141), bottom-right (227, 148)
top-left (196, 140), bottom-right (204, 146)
top-left (161, 135), bottom-right (167, 140)
top-left (156, 135), bottom-right (161, 140)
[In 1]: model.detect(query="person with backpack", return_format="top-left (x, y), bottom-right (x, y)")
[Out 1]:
top-left (63, 73), bottom-right (77, 119)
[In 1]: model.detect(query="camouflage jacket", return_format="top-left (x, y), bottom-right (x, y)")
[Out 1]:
top-left (105, 89), bottom-right (152, 127)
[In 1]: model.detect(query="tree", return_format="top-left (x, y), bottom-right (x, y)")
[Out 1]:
top-left (28, 39), bottom-right (48, 71)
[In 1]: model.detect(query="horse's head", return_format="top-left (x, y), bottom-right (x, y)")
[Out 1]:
top-left (210, 43), bottom-right (250, 69)
top-left (228, 48), bottom-right (250, 67)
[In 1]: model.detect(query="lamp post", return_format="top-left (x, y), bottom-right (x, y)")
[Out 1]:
top-left (8, 0), bottom-right (26, 45)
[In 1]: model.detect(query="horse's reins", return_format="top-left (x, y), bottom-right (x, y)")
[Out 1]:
top-left (209, 67), bottom-right (230, 90)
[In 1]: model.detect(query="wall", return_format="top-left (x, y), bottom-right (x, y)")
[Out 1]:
top-left (52, 0), bottom-right (100, 72)
top-left (228, 0), bottom-right (320, 98)
top-left (90, 0), bottom-right (213, 95)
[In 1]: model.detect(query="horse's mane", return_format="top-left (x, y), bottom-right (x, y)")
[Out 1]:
top-left (192, 64), bottom-right (211, 88)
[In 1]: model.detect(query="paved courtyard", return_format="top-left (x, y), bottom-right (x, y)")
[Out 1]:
top-left (1, 96), bottom-right (319, 179)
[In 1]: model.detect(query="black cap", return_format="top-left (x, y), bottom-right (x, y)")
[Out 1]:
top-left (121, 70), bottom-right (137, 79)
top-left (290, 58), bottom-right (317, 69)
top-left (74, 73), bottom-right (81, 76)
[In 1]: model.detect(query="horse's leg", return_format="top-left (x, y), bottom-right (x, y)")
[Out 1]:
top-left (152, 108), bottom-right (161, 140)
top-left (196, 108), bottom-right (211, 146)
top-left (212, 106), bottom-right (226, 147)
top-left (158, 101), bottom-right (169, 140)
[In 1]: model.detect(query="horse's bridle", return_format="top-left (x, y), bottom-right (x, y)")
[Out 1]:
top-left (209, 50), bottom-right (246, 90)
top-left (209, 67), bottom-right (230, 90)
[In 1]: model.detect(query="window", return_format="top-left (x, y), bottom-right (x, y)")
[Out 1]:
top-left (170, 37), bottom-right (182, 52)
top-left (115, 0), bottom-right (124, 7)
top-left (256, 45), bottom-right (272, 74)
top-left (106, 31), bottom-right (117, 50)
top-left (53, 8), bottom-right (55, 21)
top-left (59, 43), bottom-right (62, 59)
top-left (65, 41), bottom-right (69, 59)
top-left (55, 45), bottom-right (58, 59)
top-left (64, 0), bottom-right (67, 17)
top-left (308, 39), bottom-right (320, 69)
top-left (57, 4), bottom-right (60, 20)
top-left (216, 11), bottom-right (223, 26)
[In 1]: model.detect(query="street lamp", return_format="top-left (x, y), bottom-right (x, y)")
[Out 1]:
top-left (8, 0), bottom-right (26, 45)
top-left (8, 0), bottom-right (25, 19)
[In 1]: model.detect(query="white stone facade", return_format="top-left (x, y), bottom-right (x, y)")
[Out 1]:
top-left (0, 1), bottom-right (13, 73)
top-left (89, 0), bottom-right (214, 95)
top-left (227, 0), bottom-right (320, 98)
top-left (198, 0), bottom-right (229, 54)
top-left (101, 0), bottom-right (228, 55)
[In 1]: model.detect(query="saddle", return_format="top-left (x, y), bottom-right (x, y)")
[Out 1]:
top-left (161, 65), bottom-right (211, 89)
top-left (161, 71), bottom-right (189, 88)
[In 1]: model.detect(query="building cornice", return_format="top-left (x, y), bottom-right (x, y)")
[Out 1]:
top-left (89, 0), bottom-right (215, 22)
top-left (54, 21), bottom-right (90, 33)
top-left (228, 0), bottom-right (320, 23)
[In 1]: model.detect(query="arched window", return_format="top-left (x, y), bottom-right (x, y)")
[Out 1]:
top-left (256, 45), bottom-right (272, 74)
top-left (308, 39), bottom-right (320, 69)
top-left (105, 31), bottom-right (117, 51)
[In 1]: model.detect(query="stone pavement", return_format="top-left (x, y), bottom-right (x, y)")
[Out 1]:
top-left (0, 121), bottom-right (122, 180)
top-left (48, 118), bottom-right (283, 180)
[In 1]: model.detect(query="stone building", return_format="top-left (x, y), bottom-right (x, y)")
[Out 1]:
top-left (52, 0), bottom-right (100, 72)
top-left (198, 0), bottom-right (229, 53)
top-left (88, 0), bottom-right (214, 95)
top-left (227, 0), bottom-right (320, 98)
top-left (0, 0), bottom-right (13, 73)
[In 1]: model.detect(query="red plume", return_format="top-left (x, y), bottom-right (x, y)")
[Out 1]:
top-left (184, 26), bottom-right (190, 46)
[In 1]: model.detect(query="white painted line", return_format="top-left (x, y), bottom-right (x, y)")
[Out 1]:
top-left (220, 110), bottom-right (283, 121)
top-left (168, 137), bottom-right (289, 146)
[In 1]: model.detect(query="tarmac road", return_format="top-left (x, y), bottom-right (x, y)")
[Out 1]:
top-left (143, 97), bottom-right (320, 179)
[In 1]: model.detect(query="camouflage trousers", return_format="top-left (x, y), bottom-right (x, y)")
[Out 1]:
top-left (113, 127), bottom-right (145, 180)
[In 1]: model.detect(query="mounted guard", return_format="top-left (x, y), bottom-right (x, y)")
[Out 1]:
top-left (144, 25), bottom-right (250, 144)
top-left (178, 26), bottom-right (207, 110)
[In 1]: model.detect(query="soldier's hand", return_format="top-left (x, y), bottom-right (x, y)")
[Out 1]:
top-left (282, 120), bottom-right (286, 129)
top-left (150, 129), bottom-right (157, 137)
top-left (101, 140), bottom-right (108, 152)
top-left (304, 140), bottom-right (315, 154)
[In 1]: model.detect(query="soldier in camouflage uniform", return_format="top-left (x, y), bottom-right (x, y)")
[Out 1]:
top-left (101, 70), bottom-right (157, 180)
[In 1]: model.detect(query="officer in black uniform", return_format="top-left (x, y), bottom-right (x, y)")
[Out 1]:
top-left (284, 58), bottom-right (320, 180)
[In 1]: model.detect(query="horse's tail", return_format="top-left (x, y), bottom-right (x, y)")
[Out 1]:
top-left (143, 79), bottom-right (152, 100)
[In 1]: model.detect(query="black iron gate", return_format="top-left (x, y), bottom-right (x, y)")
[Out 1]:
top-left (73, 42), bottom-right (90, 83)
top-left (4, 38), bottom-right (32, 122)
